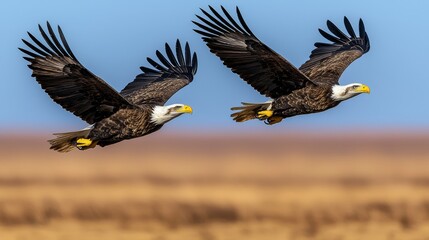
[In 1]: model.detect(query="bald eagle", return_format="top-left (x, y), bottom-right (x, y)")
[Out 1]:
top-left (194, 6), bottom-right (370, 125)
top-left (20, 22), bottom-right (197, 152)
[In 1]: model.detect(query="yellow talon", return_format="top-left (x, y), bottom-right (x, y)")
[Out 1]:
top-left (257, 110), bottom-right (273, 118)
top-left (76, 138), bottom-right (93, 147)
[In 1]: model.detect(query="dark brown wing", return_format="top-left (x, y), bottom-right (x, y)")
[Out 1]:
top-left (19, 22), bottom-right (132, 124)
top-left (193, 6), bottom-right (315, 99)
top-left (120, 40), bottom-right (197, 106)
top-left (299, 17), bottom-right (370, 85)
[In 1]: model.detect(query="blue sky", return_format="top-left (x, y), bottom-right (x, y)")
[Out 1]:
top-left (1, 0), bottom-right (429, 133)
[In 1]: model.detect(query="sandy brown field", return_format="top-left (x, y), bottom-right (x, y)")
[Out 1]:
top-left (1, 131), bottom-right (429, 240)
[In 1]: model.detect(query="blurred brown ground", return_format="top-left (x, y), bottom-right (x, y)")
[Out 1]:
top-left (1, 131), bottom-right (429, 240)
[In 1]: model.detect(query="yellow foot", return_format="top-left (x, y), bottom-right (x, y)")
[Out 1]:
top-left (76, 138), bottom-right (97, 149)
top-left (257, 110), bottom-right (273, 118)
top-left (265, 116), bottom-right (283, 125)
top-left (76, 138), bottom-right (92, 147)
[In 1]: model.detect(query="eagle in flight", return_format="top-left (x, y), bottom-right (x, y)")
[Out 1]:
top-left (194, 6), bottom-right (370, 125)
top-left (20, 23), bottom-right (197, 152)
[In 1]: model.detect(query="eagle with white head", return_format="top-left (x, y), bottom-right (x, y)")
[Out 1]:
top-left (194, 6), bottom-right (370, 125)
top-left (20, 23), bottom-right (197, 152)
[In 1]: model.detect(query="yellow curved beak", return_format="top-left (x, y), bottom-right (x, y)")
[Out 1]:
top-left (176, 105), bottom-right (193, 114)
top-left (355, 84), bottom-right (370, 94)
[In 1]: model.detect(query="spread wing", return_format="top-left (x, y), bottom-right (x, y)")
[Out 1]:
top-left (193, 6), bottom-right (315, 99)
top-left (120, 40), bottom-right (197, 106)
top-left (299, 17), bottom-right (370, 85)
top-left (19, 22), bottom-right (132, 124)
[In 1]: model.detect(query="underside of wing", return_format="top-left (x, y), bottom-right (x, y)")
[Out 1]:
top-left (120, 40), bottom-right (198, 106)
top-left (20, 22), bottom-right (132, 124)
top-left (193, 6), bottom-right (314, 99)
top-left (299, 17), bottom-right (370, 85)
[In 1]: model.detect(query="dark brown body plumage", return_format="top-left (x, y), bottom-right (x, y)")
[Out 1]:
top-left (272, 84), bottom-right (339, 118)
top-left (194, 6), bottom-right (370, 123)
top-left (20, 23), bottom-right (197, 151)
top-left (89, 106), bottom-right (161, 147)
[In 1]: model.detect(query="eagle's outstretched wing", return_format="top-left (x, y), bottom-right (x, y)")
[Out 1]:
top-left (193, 6), bottom-right (315, 99)
top-left (20, 22), bottom-right (132, 124)
top-left (120, 40), bottom-right (197, 106)
top-left (299, 17), bottom-right (370, 85)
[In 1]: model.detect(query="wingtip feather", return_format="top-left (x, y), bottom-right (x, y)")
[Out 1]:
top-left (192, 52), bottom-right (198, 75)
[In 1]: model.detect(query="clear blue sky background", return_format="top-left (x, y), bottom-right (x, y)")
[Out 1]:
top-left (1, 0), bottom-right (428, 133)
